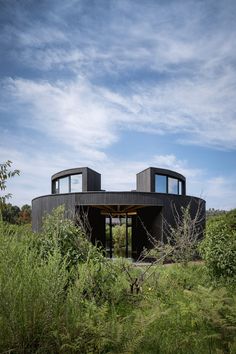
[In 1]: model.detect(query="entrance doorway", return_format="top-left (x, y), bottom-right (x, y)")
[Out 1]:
top-left (105, 215), bottom-right (132, 258)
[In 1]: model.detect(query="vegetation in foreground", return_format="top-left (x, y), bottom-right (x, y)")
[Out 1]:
top-left (0, 207), bottom-right (235, 353)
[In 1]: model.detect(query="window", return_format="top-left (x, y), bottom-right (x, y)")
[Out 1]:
top-left (55, 180), bottom-right (59, 193)
top-left (52, 179), bottom-right (59, 194)
top-left (155, 174), bottom-right (184, 195)
top-left (71, 174), bottom-right (82, 192)
top-left (179, 180), bottom-right (182, 195)
top-left (53, 174), bottom-right (83, 194)
top-left (59, 176), bottom-right (69, 193)
top-left (155, 175), bottom-right (167, 193)
top-left (168, 177), bottom-right (178, 194)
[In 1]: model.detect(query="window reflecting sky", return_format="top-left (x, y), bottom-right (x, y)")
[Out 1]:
top-left (71, 174), bottom-right (82, 192)
top-left (168, 177), bottom-right (178, 194)
top-left (155, 175), bottom-right (167, 193)
top-left (60, 177), bottom-right (69, 193)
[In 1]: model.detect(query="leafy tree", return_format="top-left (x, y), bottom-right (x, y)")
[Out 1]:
top-left (1, 203), bottom-right (20, 224)
top-left (1, 203), bottom-right (31, 225)
top-left (18, 204), bottom-right (31, 224)
top-left (0, 161), bottom-right (20, 217)
top-left (206, 208), bottom-right (227, 219)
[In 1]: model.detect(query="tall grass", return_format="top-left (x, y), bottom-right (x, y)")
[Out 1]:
top-left (0, 221), bottom-right (147, 353)
top-left (136, 265), bottom-right (236, 354)
top-left (0, 215), bottom-right (236, 353)
top-left (0, 223), bottom-right (68, 352)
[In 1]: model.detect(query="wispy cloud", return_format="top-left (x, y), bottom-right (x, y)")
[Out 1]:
top-left (2, 73), bottom-right (236, 152)
top-left (1, 1), bottom-right (235, 152)
top-left (2, 0), bottom-right (235, 77)
top-left (0, 0), bottom-right (235, 210)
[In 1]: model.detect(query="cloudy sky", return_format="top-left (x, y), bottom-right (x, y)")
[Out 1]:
top-left (0, 0), bottom-right (236, 210)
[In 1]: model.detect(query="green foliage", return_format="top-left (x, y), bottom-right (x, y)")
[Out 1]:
top-left (18, 204), bottom-right (32, 224)
top-left (1, 207), bottom-right (236, 353)
top-left (1, 203), bottom-right (20, 223)
top-left (0, 217), bottom-right (147, 353)
top-left (0, 160), bottom-right (20, 205)
top-left (35, 205), bottom-right (98, 268)
top-left (113, 224), bottom-right (131, 257)
top-left (200, 209), bottom-right (236, 281)
top-left (136, 265), bottom-right (236, 354)
top-left (206, 208), bottom-right (227, 219)
top-left (0, 223), bottom-right (68, 353)
top-left (1, 203), bottom-right (32, 224)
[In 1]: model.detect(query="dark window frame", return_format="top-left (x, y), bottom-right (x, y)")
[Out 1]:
top-left (155, 174), bottom-right (167, 193)
top-left (155, 174), bottom-right (183, 195)
top-left (53, 173), bottom-right (82, 194)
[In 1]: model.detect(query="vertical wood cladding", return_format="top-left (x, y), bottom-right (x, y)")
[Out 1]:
top-left (87, 168), bottom-right (101, 192)
top-left (136, 168), bottom-right (151, 192)
top-left (136, 167), bottom-right (186, 195)
top-left (33, 166), bottom-right (205, 260)
top-left (32, 192), bottom-right (205, 259)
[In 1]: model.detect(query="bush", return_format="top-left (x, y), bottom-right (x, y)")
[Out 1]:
top-left (35, 205), bottom-right (97, 268)
top-left (200, 209), bottom-right (236, 281)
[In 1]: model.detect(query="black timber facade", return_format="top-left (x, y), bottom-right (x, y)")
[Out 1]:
top-left (32, 167), bottom-right (205, 259)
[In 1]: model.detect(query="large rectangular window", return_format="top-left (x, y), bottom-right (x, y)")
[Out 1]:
top-left (168, 177), bottom-right (178, 194)
top-left (59, 176), bottom-right (69, 193)
top-left (70, 174), bottom-right (82, 192)
top-left (155, 175), bottom-right (167, 193)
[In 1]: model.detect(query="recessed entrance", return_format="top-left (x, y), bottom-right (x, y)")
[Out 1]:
top-left (105, 214), bottom-right (132, 258)
top-left (94, 204), bottom-right (146, 259)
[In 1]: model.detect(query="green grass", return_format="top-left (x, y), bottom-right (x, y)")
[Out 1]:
top-left (0, 220), bottom-right (236, 353)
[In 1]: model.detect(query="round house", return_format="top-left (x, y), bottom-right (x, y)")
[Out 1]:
top-left (32, 167), bottom-right (205, 259)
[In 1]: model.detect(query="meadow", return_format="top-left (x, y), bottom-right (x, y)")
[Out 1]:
top-left (0, 208), bottom-right (235, 353)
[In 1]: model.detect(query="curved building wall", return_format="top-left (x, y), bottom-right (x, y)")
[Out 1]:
top-left (32, 166), bottom-right (205, 259)
top-left (32, 192), bottom-right (205, 233)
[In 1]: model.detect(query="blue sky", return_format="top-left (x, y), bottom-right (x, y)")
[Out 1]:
top-left (0, 0), bottom-right (236, 210)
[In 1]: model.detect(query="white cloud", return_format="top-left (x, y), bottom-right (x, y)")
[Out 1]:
top-left (1, 1), bottom-right (235, 153)
top-left (3, 0), bottom-right (235, 79)
top-left (203, 176), bottom-right (236, 210)
top-left (152, 155), bottom-right (202, 178)
top-left (1, 142), bottom-right (235, 211)
top-left (2, 69), bottom-right (236, 157)
top-left (19, 48), bottom-right (85, 71)
top-left (0, 0), bottom-right (236, 211)
top-left (3, 77), bottom-right (123, 160)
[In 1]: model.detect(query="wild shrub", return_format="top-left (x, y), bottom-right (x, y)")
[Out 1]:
top-left (200, 209), bottom-right (236, 281)
top-left (35, 205), bottom-right (97, 268)
top-left (145, 202), bottom-right (205, 267)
